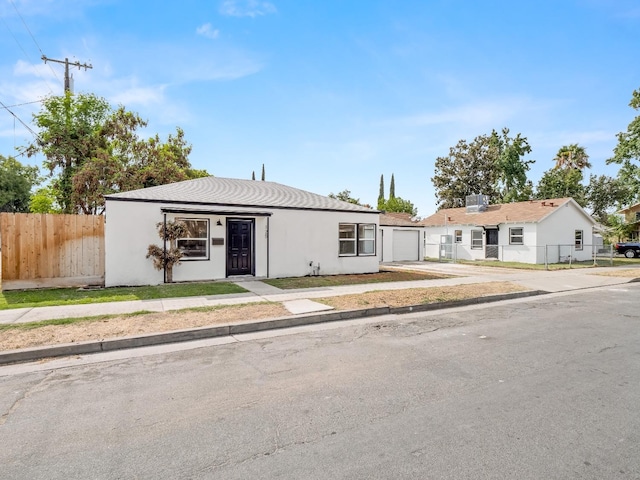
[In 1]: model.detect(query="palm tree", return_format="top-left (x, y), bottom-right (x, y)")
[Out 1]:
top-left (554, 144), bottom-right (591, 170)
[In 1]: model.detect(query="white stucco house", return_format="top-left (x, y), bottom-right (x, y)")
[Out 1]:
top-left (104, 177), bottom-right (380, 287)
top-left (421, 197), bottom-right (596, 264)
top-left (379, 212), bottom-right (424, 262)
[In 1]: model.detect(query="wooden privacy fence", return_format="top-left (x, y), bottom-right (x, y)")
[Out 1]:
top-left (0, 213), bottom-right (105, 290)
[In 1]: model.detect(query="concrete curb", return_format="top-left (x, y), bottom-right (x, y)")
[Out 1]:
top-left (0, 290), bottom-right (547, 365)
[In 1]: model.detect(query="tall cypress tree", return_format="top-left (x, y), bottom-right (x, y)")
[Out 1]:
top-left (389, 173), bottom-right (396, 199)
top-left (261, 164), bottom-right (265, 181)
top-left (377, 174), bottom-right (385, 208)
top-left (251, 171), bottom-right (255, 180)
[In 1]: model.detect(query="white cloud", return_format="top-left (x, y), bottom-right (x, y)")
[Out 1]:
top-left (109, 83), bottom-right (167, 107)
top-left (219, 0), bottom-right (277, 18)
top-left (196, 23), bottom-right (220, 39)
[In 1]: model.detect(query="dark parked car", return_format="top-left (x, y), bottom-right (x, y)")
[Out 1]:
top-left (614, 242), bottom-right (640, 258)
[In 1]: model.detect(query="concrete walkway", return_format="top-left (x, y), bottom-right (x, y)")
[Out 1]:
top-left (1, 263), bottom-right (639, 365)
top-left (0, 263), bottom-right (637, 326)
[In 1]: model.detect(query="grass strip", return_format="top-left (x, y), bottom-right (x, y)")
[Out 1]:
top-left (0, 282), bottom-right (248, 310)
top-left (263, 270), bottom-right (449, 289)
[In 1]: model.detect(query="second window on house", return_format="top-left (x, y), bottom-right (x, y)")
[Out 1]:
top-left (509, 227), bottom-right (524, 245)
top-left (176, 218), bottom-right (209, 259)
top-left (339, 223), bottom-right (376, 256)
top-left (471, 230), bottom-right (483, 249)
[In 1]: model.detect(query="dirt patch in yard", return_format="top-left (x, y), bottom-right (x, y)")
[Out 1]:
top-left (315, 282), bottom-right (527, 310)
top-left (0, 303), bottom-right (289, 352)
top-left (0, 282), bottom-right (527, 352)
top-left (591, 269), bottom-right (640, 278)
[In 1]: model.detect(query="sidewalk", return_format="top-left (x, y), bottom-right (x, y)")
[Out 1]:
top-left (1, 264), bottom-right (637, 325)
top-left (0, 264), bottom-right (638, 365)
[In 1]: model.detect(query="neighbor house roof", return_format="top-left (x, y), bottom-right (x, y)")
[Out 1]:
top-left (380, 212), bottom-right (421, 227)
top-left (420, 198), bottom-right (594, 227)
top-left (617, 201), bottom-right (640, 214)
top-left (105, 176), bottom-right (378, 213)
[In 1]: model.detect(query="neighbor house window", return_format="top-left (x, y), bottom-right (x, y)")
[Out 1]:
top-left (635, 212), bottom-right (640, 222)
top-left (575, 230), bottom-right (583, 251)
top-left (176, 218), bottom-right (209, 259)
top-left (339, 223), bottom-right (376, 256)
top-left (509, 227), bottom-right (524, 245)
top-left (471, 230), bottom-right (483, 249)
top-left (455, 230), bottom-right (462, 243)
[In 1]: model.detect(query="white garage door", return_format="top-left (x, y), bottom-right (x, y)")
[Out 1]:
top-left (392, 230), bottom-right (420, 261)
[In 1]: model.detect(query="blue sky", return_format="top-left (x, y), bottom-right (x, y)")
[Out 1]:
top-left (1, 0), bottom-right (639, 216)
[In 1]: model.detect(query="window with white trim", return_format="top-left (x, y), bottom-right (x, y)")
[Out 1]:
top-left (471, 230), bottom-right (483, 249)
top-left (339, 223), bottom-right (376, 256)
top-left (455, 230), bottom-right (462, 243)
top-left (509, 227), bottom-right (524, 245)
top-left (575, 230), bottom-right (583, 250)
top-left (176, 218), bottom-right (209, 259)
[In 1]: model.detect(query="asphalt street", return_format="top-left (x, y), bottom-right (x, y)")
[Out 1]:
top-left (0, 284), bottom-right (638, 479)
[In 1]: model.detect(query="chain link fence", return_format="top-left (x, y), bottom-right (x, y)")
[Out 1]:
top-left (426, 242), bottom-right (615, 268)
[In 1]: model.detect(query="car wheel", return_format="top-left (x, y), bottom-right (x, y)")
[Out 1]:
top-left (624, 249), bottom-right (637, 258)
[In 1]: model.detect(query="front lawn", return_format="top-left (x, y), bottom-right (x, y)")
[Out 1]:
top-left (262, 269), bottom-right (449, 289)
top-left (0, 282), bottom-right (248, 310)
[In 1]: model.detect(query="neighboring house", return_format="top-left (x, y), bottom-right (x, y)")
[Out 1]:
top-left (104, 177), bottom-right (380, 287)
top-left (379, 212), bottom-right (424, 262)
top-left (617, 202), bottom-right (640, 240)
top-left (420, 196), bottom-right (596, 264)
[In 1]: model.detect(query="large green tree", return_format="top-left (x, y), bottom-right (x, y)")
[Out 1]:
top-left (585, 174), bottom-right (627, 224)
top-left (536, 167), bottom-right (586, 206)
top-left (432, 133), bottom-right (501, 209)
top-left (378, 196), bottom-right (417, 216)
top-left (27, 92), bottom-right (207, 214)
top-left (608, 87), bottom-right (640, 206)
top-left (609, 88), bottom-right (640, 166)
top-left (0, 155), bottom-right (39, 212)
top-left (26, 92), bottom-right (113, 213)
top-left (492, 128), bottom-right (535, 203)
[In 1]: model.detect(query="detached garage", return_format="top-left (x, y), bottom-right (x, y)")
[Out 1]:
top-left (379, 213), bottom-right (424, 262)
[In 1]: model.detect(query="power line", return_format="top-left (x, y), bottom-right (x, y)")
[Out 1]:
top-left (0, 98), bottom-right (40, 140)
top-left (0, 100), bottom-right (44, 110)
top-left (1, 1), bottom-right (59, 92)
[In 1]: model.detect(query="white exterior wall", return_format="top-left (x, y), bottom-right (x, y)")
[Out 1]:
top-left (423, 203), bottom-right (594, 264)
top-left (266, 209), bottom-right (380, 278)
top-left (379, 226), bottom-right (424, 262)
top-left (535, 203), bottom-right (595, 263)
top-left (105, 199), bottom-right (380, 286)
top-left (425, 224), bottom-right (539, 263)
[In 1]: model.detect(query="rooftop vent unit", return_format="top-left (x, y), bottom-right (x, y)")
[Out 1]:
top-left (466, 194), bottom-right (489, 213)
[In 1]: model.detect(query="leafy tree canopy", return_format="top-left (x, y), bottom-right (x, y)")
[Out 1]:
top-left (27, 92), bottom-right (208, 214)
top-left (608, 88), bottom-right (640, 166)
top-left (379, 196), bottom-right (417, 217)
top-left (0, 155), bottom-right (39, 213)
top-left (536, 167), bottom-right (586, 206)
top-left (329, 189), bottom-right (362, 205)
top-left (585, 174), bottom-right (627, 224)
top-left (432, 133), bottom-right (502, 209)
top-left (491, 128), bottom-right (535, 203)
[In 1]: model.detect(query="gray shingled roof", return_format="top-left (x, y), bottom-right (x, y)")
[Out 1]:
top-left (105, 176), bottom-right (378, 213)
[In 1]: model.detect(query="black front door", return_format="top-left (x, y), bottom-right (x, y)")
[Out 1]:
top-left (485, 228), bottom-right (499, 259)
top-left (227, 219), bottom-right (254, 276)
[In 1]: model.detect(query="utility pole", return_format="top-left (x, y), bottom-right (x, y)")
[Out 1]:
top-left (41, 55), bottom-right (93, 93)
